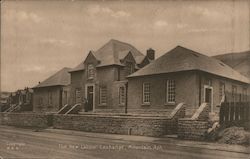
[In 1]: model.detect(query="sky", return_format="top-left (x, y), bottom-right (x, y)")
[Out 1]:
top-left (1, 0), bottom-right (250, 92)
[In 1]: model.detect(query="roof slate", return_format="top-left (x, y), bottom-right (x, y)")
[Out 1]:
top-left (128, 46), bottom-right (250, 84)
top-left (34, 67), bottom-right (71, 88)
top-left (69, 39), bottom-right (146, 72)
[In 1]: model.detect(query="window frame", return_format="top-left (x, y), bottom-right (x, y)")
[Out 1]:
top-left (87, 64), bottom-right (94, 79)
top-left (119, 86), bottom-right (126, 105)
top-left (166, 79), bottom-right (176, 104)
top-left (99, 85), bottom-right (107, 105)
top-left (142, 82), bottom-right (151, 104)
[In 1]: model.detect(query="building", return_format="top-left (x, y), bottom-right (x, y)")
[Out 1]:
top-left (33, 67), bottom-right (71, 113)
top-left (127, 46), bottom-right (250, 115)
top-left (0, 91), bottom-right (11, 112)
top-left (1, 88), bottom-right (34, 112)
top-left (69, 39), bottom-right (154, 113)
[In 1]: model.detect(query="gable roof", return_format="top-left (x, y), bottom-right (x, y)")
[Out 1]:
top-left (34, 67), bottom-right (71, 88)
top-left (69, 39), bottom-right (146, 72)
top-left (128, 46), bottom-right (250, 84)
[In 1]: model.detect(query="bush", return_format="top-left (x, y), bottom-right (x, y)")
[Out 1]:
top-left (217, 126), bottom-right (250, 145)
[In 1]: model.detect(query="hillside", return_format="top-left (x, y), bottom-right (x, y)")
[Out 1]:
top-left (213, 51), bottom-right (250, 80)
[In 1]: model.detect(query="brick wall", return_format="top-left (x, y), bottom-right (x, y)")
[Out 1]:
top-left (0, 112), bottom-right (49, 128)
top-left (33, 86), bottom-right (62, 113)
top-left (127, 71), bottom-right (199, 113)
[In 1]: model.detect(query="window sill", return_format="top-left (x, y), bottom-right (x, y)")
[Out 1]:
top-left (164, 102), bottom-right (176, 106)
top-left (141, 103), bottom-right (150, 106)
top-left (98, 104), bottom-right (107, 107)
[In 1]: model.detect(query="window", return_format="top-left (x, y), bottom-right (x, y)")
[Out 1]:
top-left (99, 86), bottom-right (107, 105)
top-left (125, 62), bottom-right (134, 75)
top-left (242, 88), bottom-right (247, 102)
top-left (166, 80), bottom-right (176, 103)
top-left (119, 86), bottom-right (126, 105)
top-left (232, 85), bottom-right (237, 103)
top-left (48, 91), bottom-right (52, 105)
top-left (143, 83), bottom-right (150, 104)
top-left (219, 82), bottom-right (225, 101)
top-left (87, 64), bottom-right (94, 79)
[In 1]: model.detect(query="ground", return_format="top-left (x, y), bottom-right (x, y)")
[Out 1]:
top-left (0, 126), bottom-right (249, 159)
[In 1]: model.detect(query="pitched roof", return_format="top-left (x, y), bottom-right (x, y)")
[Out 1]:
top-left (70, 39), bottom-right (146, 72)
top-left (128, 46), bottom-right (250, 84)
top-left (214, 51), bottom-right (250, 80)
top-left (34, 67), bottom-right (71, 88)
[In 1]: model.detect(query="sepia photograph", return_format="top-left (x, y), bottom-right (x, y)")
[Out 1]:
top-left (0, 0), bottom-right (250, 158)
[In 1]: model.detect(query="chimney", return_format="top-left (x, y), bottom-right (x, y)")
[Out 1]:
top-left (146, 48), bottom-right (155, 60)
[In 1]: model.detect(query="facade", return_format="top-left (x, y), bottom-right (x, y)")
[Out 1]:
top-left (69, 39), bottom-right (154, 113)
top-left (127, 46), bottom-right (250, 115)
top-left (1, 88), bottom-right (34, 112)
top-left (33, 67), bottom-right (71, 113)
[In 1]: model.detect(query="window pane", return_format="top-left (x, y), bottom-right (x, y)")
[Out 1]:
top-left (100, 86), bottom-right (107, 104)
top-left (166, 80), bottom-right (175, 103)
top-left (143, 83), bottom-right (150, 103)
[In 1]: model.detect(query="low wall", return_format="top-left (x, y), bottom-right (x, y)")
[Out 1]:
top-left (178, 103), bottom-right (209, 140)
top-left (0, 112), bottom-right (49, 128)
top-left (0, 103), bottom-right (186, 137)
top-left (178, 119), bottom-right (208, 140)
top-left (53, 114), bottom-right (175, 137)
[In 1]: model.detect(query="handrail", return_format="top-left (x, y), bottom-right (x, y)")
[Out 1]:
top-left (4, 104), bottom-right (17, 112)
top-left (65, 103), bottom-right (81, 115)
top-left (57, 104), bottom-right (69, 114)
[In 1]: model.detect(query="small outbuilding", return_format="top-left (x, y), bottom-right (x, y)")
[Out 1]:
top-left (127, 46), bottom-right (250, 115)
top-left (33, 67), bottom-right (71, 113)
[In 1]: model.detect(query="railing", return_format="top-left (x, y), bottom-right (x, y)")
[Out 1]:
top-left (4, 104), bottom-right (20, 113)
top-left (65, 103), bottom-right (81, 115)
top-left (219, 102), bottom-right (250, 127)
top-left (57, 104), bottom-right (70, 114)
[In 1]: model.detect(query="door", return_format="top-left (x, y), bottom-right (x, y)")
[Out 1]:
top-left (87, 86), bottom-right (94, 111)
top-left (204, 86), bottom-right (213, 112)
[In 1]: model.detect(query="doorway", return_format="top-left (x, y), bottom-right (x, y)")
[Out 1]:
top-left (204, 85), bottom-right (213, 112)
top-left (85, 84), bottom-right (95, 112)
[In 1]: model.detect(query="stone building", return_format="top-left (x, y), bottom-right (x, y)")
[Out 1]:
top-left (69, 39), bottom-right (154, 113)
top-left (127, 46), bottom-right (250, 115)
top-left (33, 67), bottom-right (71, 113)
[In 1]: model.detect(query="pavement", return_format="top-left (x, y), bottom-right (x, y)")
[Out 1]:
top-left (0, 125), bottom-right (249, 159)
top-left (44, 127), bottom-right (250, 154)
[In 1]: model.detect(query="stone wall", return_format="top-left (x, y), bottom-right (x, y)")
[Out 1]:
top-left (178, 119), bottom-right (208, 140)
top-left (178, 103), bottom-right (209, 140)
top-left (53, 114), bottom-right (175, 137)
top-left (0, 112), bottom-right (49, 128)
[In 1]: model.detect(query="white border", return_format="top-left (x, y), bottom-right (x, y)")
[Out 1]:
top-left (85, 83), bottom-right (95, 112)
top-left (204, 85), bottom-right (213, 112)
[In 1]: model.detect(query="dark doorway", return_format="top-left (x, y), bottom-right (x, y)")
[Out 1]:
top-left (204, 87), bottom-right (213, 112)
top-left (87, 86), bottom-right (94, 111)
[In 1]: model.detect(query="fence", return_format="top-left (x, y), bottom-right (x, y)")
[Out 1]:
top-left (219, 102), bottom-right (250, 127)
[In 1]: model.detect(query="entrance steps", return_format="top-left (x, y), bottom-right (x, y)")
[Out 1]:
top-left (57, 103), bottom-right (82, 115)
top-left (4, 104), bottom-right (21, 113)
top-left (65, 104), bottom-right (81, 114)
top-left (57, 104), bottom-right (71, 114)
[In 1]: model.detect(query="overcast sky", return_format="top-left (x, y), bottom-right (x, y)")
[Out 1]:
top-left (1, 0), bottom-right (250, 92)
